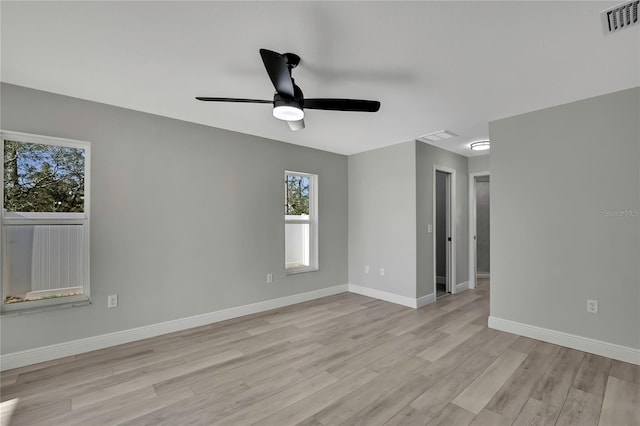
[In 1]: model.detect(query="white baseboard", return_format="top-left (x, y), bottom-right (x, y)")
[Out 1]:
top-left (417, 293), bottom-right (436, 308)
top-left (347, 284), bottom-right (419, 308)
top-left (0, 284), bottom-right (348, 371)
top-left (477, 273), bottom-right (490, 279)
top-left (436, 276), bottom-right (446, 285)
top-left (455, 281), bottom-right (469, 293)
top-left (347, 285), bottom-right (435, 309)
top-left (489, 316), bottom-right (640, 366)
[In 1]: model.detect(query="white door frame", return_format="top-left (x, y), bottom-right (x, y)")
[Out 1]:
top-left (468, 171), bottom-right (490, 289)
top-left (433, 165), bottom-right (456, 296)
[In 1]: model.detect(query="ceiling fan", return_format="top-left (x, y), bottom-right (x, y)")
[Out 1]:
top-left (196, 49), bottom-right (381, 131)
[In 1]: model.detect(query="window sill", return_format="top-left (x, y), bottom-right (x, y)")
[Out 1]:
top-left (285, 266), bottom-right (319, 275)
top-left (1, 296), bottom-right (91, 316)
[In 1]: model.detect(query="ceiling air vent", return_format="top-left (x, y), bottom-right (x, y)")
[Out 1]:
top-left (601, 1), bottom-right (639, 34)
top-left (418, 130), bottom-right (457, 143)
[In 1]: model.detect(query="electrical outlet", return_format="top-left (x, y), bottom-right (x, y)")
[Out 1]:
top-left (428, 224), bottom-right (433, 233)
top-left (266, 274), bottom-right (273, 284)
top-left (108, 294), bottom-right (118, 308)
top-left (364, 265), bottom-right (370, 274)
top-left (379, 268), bottom-right (385, 276)
top-left (587, 299), bottom-right (598, 314)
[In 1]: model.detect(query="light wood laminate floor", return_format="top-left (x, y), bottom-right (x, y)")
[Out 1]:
top-left (1, 279), bottom-right (639, 425)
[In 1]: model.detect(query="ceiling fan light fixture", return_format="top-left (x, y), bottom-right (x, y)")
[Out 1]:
top-left (273, 105), bottom-right (304, 121)
top-left (470, 140), bottom-right (491, 151)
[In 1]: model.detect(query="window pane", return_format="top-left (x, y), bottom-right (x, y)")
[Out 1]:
top-left (3, 224), bottom-right (84, 304)
top-left (3, 140), bottom-right (85, 213)
top-left (285, 174), bottom-right (310, 216)
top-left (285, 223), bottom-right (310, 269)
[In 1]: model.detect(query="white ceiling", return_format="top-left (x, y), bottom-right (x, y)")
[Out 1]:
top-left (1, 1), bottom-right (638, 156)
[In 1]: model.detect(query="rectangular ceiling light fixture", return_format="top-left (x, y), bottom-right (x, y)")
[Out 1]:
top-left (418, 130), bottom-right (458, 143)
top-left (601, 1), bottom-right (639, 34)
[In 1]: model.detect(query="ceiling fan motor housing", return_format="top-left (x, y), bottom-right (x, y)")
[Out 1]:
top-left (274, 84), bottom-right (304, 108)
top-left (274, 94), bottom-right (300, 108)
top-left (273, 84), bottom-right (305, 121)
top-left (272, 84), bottom-right (305, 121)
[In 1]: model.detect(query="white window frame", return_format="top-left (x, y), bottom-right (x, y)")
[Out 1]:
top-left (284, 171), bottom-right (318, 274)
top-left (1, 130), bottom-right (91, 313)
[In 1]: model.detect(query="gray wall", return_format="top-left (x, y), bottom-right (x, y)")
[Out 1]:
top-left (468, 154), bottom-right (490, 174)
top-left (416, 142), bottom-right (469, 298)
top-left (348, 141), bottom-right (417, 298)
top-left (490, 87), bottom-right (640, 349)
top-left (0, 83), bottom-right (349, 354)
top-left (475, 178), bottom-right (490, 274)
top-left (348, 141), bottom-right (470, 301)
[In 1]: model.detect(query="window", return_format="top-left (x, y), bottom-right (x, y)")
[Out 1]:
top-left (284, 171), bottom-right (318, 273)
top-left (1, 131), bottom-right (90, 312)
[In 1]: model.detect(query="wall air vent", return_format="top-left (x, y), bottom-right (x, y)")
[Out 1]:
top-left (601, 1), bottom-right (639, 34)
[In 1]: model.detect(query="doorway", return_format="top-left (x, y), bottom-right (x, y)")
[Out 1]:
top-left (434, 166), bottom-right (456, 298)
top-left (469, 172), bottom-right (490, 289)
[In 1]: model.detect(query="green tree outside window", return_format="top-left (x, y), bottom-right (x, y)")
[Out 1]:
top-left (3, 140), bottom-right (85, 213)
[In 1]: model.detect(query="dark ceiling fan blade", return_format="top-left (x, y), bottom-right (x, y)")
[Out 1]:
top-left (304, 99), bottom-right (380, 112)
top-left (196, 97), bottom-right (272, 103)
top-left (259, 49), bottom-right (295, 98)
